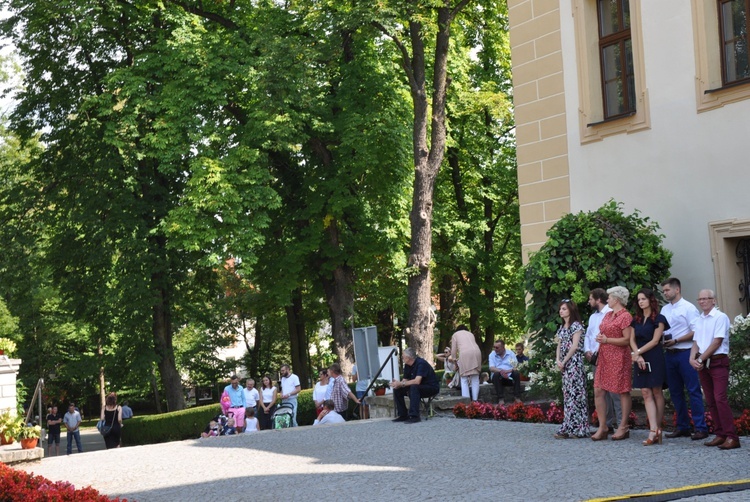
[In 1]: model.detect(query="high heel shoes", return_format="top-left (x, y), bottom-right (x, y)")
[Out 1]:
top-left (643, 429), bottom-right (663, 446)
top-left (591, 430), bottom-right (609, 441)
top-left (611, 428), bottom-right (630, 441)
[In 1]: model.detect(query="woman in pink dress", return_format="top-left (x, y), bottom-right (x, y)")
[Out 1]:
top-left (592, 286), bottom-right (634, 441)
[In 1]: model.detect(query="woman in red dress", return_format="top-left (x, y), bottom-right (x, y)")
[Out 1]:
top-left (592, 286), bottom-right (634, 441)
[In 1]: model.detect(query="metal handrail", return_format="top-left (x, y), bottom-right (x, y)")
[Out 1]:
top-left (24, 378), bottom-right (44, 426)
top-left (360, 347), bottom-right (398, 407)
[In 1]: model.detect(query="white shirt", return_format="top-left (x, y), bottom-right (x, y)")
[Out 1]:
top-left (280, 373), bottom-right (300, 398)
top-left (312, 381), bottom-right (328, 404)
top-left (313, 410), bottom-right (345, 426)
top-left (243, 387), bottom-right (260, 407)
top-left (584, 304), bottom-right (612, 353)
top-left (661, 297), bottom-right (700, 350)
top-left (261, 387), bottom-right (275, 404)
top-left (694, 307), bottom-right (730, 355)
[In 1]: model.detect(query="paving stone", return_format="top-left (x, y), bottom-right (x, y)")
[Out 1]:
top-left (14, 418), bottom-right (750, 501)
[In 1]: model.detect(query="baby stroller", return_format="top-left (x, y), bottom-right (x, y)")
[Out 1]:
top-left (271, 403), bottom-right (295, 430)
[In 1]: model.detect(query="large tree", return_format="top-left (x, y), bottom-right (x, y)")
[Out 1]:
top-left (0, 1), bottom-right (277, 410)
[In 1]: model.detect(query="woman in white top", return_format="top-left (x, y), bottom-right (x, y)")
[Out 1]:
top-left (258, 375), bottom-right (278, 430)
top-left (312, 369), bottom-right (329, 415)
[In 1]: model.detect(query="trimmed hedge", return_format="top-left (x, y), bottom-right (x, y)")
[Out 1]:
top-left (121, 404), bottom-right (221, 446)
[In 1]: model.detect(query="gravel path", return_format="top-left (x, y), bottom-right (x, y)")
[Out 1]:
top-left (17, 417), bottom-right (750, 501)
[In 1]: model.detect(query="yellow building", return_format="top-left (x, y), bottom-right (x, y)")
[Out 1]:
top-left (508, 0), bottom-right (750, 317)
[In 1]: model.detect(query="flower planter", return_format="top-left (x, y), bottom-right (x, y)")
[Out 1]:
top-left (20, 438), bottom-right (38, 449)
top-left (0, 436), bottom-right (14, 446)
top-left (374, 388), bottom-right (386, 396)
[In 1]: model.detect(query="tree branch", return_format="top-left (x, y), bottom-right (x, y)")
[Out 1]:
top-left (371, 21), bottom-right (417, 91)
top-left (450, 0), bottom-right (473, 22)
top-left (169, 0), bottom-right (239, 30)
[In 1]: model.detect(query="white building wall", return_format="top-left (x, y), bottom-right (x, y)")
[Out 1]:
top-left (559, 0), bottom-right (750, 305)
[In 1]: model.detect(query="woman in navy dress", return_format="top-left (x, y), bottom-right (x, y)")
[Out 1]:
top-left (629, 288), bottom-right (669, 446)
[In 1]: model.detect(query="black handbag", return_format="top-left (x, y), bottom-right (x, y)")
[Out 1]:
top-left (589, 351), bottom-right (599, 366)
top-left (97, 407), bottom-right (118, 436)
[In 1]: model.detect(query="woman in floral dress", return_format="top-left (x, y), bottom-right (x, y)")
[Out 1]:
top-left (554, 299), bottom-right (589, 438)
top-left (592, 286), bottom-right (634, 441)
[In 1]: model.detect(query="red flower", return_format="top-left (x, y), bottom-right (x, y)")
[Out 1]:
top-left (546, 402), bottom-right (564, 424)
top-left (0, 463), bottom-right (123, 501)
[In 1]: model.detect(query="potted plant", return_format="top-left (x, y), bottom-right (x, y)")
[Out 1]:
top-left (17, 424), bottom-right (42, 449)
top-left (372, 379), bottom-right (390, 396)
top-left (0, 408), bottom-right (23, 445)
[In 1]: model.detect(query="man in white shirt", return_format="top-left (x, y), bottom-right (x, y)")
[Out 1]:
top-left (689, 289), bottom-right (739, 450)
top-left (488, 340), bottom-right (521, 403)
top-left (279, 364), bottom-right (301, 427)
top-left (243, 378), bottom-right (260, 413)
top-left (313, 400), bottom-right (346, 426)
top-left (63, 403), bottom-right (83, 455)
top-left (661, 278), bottom-right (707, 440)
top-left (584, 288), bottom-right (619, 431)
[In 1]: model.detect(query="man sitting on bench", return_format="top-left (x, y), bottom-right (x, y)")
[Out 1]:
top-left (390, 347), bottom-right (440, 424)
top-left (489, 340), bottom-right (522, 404)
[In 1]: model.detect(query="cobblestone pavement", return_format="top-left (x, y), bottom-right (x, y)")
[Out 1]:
top-left (17, 418), bottom-right (750, 501)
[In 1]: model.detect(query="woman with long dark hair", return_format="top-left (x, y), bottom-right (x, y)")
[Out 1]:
top-left (258, 375), bottom-right (278, 430)
top-left (553, 299), bottom-right (589, 438)
top-left (629, 288), bottom-right (669, 445)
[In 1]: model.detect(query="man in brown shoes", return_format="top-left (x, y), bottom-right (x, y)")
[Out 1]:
top-left (689, 290), bottom-right (740, 450)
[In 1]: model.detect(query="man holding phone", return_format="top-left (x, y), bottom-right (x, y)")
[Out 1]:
top-left (661, 278), bottom-right (708, 440)
top-left (690, 290), bottom-right (739, 450)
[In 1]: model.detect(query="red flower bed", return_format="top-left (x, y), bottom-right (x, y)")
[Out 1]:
top-left (734, 409), bottom-right (750, 436)
top-left (452, 402), bottom-right (546, 424)
top-left (0, 462), bottom-right (123, 501)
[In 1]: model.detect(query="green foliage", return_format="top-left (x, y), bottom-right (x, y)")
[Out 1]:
top-left (728, 314), bottom-right (750, 409)
top-left (523, 200), bottom-right (672, 398)
top-left (433, 0), bottom-right (523, 351)
top-left (121, 404), bottom-right (222, 446)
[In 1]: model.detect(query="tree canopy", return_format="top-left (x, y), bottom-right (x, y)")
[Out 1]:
top-left (0, 0), bottom-right (521, 411)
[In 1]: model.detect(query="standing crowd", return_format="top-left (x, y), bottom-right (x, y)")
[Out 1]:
top-left (553, 277), bottom-right (739, 450)
top-left (204, 362), bottom-right (361, 437)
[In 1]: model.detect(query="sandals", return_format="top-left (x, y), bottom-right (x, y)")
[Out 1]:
top-left (643, 429), bottom-right (662, 446)
top-left (611, 428), bottom-right (630, 441)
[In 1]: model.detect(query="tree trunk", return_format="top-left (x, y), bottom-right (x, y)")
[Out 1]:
top-left (321, 261), bottom-right (355, 379)
top-left (152, 277), bottom-right (185, 412)
top-left (285, 288), bottom-right (310, 388)
top-left (402, 5), bottom-right (465, 364)
top-left (437, 273), bottom-right (457, 365)
top-left (98, 338), bottom-right (106, 409)
top-left (376, 308), bottom-right (396, 347)
top-left (249, 316), bottom-right (262, 378)
top-left (150, 363), bottom-right (163, 414)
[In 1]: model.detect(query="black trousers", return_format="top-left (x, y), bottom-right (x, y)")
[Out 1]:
top-left (492, 371), bottom-right (521, 402)
top-left (393, 384), bottom-right (439, 418)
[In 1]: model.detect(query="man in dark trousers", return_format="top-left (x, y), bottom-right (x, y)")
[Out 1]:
top-left (390, 347), bottom-right (439, 424)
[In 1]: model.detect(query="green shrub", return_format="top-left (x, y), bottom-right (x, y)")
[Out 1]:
top-left (295, 388), bottom-right (316, 426)
top-left (523, 200), bottom-right (672, 401)
top-left (121, 404), bottom-right (220, 446)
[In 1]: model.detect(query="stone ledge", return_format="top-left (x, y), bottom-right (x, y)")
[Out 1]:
top-left (0, 443), bottom-right (44, 464)
top-left (366, 383), bottom-right (532, 418)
